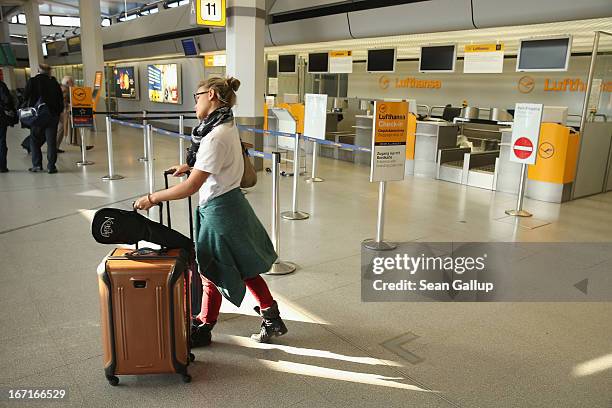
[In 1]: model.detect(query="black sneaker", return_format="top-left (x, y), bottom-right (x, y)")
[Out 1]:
top-left (48, 168), bottom-right (58, 174)
top-left (0, 168), bottom-right (8, 173)
top-left (86, 146), bottom-right (94, 151)
top-left (56, 149), bottom-right (65, 154)
top-left (28, 167), bottom-right (43, 173)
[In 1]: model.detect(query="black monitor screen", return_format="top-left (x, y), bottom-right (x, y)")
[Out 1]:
top-left (308, 52), bottom-right (329, 73)
top-left (419, 45), bottom-right (456, 72)
top-left (267, 60), bottom-right (277, 78)
top-left (367, 49), bottom-right (395, 72)
top-left (518, 38), bottom-right (570, 71)
top-left (279, 54), bottom-right (296, 73)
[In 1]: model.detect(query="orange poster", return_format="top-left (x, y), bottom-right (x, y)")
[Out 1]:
top-left (370, 101), bottom-right (409, 182)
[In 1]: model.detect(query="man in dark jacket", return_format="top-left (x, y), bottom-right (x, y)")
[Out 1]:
top-left (0, 79), bottom-right (17, 173)
top-left (23, 64), bottom-right (64, 173)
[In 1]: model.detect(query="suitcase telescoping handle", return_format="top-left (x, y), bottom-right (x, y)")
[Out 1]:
top-left (163, 169), bottom-right (194, 242)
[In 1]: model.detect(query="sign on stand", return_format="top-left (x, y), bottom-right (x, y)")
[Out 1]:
top-left (369, 101), bottom-right (409, 182)
top-left (509, 103), bottom-right (544, 165)
top-left (70, 86), bottom-right (94, 128)
top-left (304, 93), bottom-right (328, 140)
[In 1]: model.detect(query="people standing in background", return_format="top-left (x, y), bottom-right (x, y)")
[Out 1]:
top-left (56, 76), bottom-right (74, 154)
top-left (23, 64), bottom-right (64, 173)
top-left (0, 79), bottom-right (17, 173)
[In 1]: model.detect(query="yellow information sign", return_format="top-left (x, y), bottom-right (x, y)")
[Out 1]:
top-left (330, 50), bottom-right (352, 57)
top-left (195, 0), bottom-right (226, 27)
top-left (465, 44), bottom-right (504, 53)
top-left (70, 86), bottom-right (94, 128)
top-left (204, 54), bottom-right (226, 67)
top-left (370, 101), bottom-right (409, 182)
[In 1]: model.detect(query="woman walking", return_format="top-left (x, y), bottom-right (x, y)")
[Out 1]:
top-left (134, 77), bottom-right (288, 347)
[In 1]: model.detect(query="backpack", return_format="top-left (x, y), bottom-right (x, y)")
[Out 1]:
top-left (18, 98), bottom-right (51, 128)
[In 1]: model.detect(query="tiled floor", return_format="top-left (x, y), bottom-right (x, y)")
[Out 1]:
top-left (0, 124), bottom-right (611, 407)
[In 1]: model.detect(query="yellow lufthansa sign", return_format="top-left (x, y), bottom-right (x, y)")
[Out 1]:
top-left (374, 102), bottom-right (409, 145)
top-left (195, 0), bottom-right (226, 27)
top-left (465, 43), bottom-right (504, 53)
top-left (370, 101), bottom-right (409, 182)
top-left (330, 50), bottom-right (352, 57)
top-left (70, 86), bottom-right (93, 109)
top-left (70, 86), bottom-right (94, 128)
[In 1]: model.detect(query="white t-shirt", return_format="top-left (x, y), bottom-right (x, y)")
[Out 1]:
top-left (193, 122), bottom-right (243, 205)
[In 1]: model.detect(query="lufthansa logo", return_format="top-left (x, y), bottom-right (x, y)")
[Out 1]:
top-left (379, 76), bottom-right (390, 90)
top-left (518, 76), bottom-right (535, 94)
top-left (538, 142), bottom-right (555, 159)
top-left (379, 103), bottom-right (388, 114)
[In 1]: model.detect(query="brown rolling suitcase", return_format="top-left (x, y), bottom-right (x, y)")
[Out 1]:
top-left (97, 202), bottom-right (195, 386)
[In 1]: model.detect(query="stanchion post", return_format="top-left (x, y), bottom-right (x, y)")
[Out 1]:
top-left (102, 116), bottom-right (124, 180)
top-left (146, 124), bottom-right (155, 194)
top-left (281, 134), bottom-right (309, 220)
top-left (76, 128), bottom-right (94, 166)
top-left (267, 152), bottom-right (297, 275)
top-left (138, 110), bottom-right (148, 162)
top-left (179, 114), bottom-right (186, 165)
top-left (505, 163), bottom-right (532, 217)
top-left (363, 181), bottom-right (397, 251)
top-left (306, 139), bottom-right (324, 183)
top-left (145, 124), bottom-right (160, 221)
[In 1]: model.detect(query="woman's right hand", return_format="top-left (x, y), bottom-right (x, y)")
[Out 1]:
top-left (166, 163), bottom-right (191, 177)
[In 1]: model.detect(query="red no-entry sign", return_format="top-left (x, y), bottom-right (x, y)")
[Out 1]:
top-left (513, 137), bottom-right (534, 160)
top-left (509, 103), bottom-right (543, 165)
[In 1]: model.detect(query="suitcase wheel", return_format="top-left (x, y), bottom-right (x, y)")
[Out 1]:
top-left (106, 375), bottom-right (119, 386)
top-left (181, 374), bottom-right (192, 383)
top-left (189, 353), bottom-right (196, 362)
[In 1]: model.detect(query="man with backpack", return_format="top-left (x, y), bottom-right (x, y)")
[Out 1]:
top-left (0, 79), bottom-right (18, 173)
top-left (22, 64), bottom-right (64, 173)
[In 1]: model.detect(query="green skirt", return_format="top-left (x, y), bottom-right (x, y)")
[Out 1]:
top-left (194, 188), bottom-right (277, 307)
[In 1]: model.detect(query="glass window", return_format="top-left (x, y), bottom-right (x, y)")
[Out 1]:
top-left (140, 9), bottom-right (149, 15)
top-left (52, 16), bottom-right (81, 27)
top-left (39, 15), bottom-right (52, 25)
top-left (42, 43), bottom-right (48, 57)
top-left (167, 2), bottom-right (179, 8)
top-left (178, 0), bottom-right (189, 5)
top-left (10, 16), bottom-right (17, 24)
top-left (149, 7), bottom-right (159, 13)
top-left (17, 14), bottom-right (27, 24)
top-left (101, 18), bottom-right (111, 27)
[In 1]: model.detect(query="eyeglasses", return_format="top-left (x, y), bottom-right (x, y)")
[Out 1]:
top-left (193, 90), bottom-right (207, 103)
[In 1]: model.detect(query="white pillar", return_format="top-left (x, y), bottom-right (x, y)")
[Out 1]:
top-left (23, 0), bottom-right (44, 74)
top-left (226, 0), bottom-right (266, 169)
top-left (0, 20), bottom-right (17, 90)
top-left (79, 0), bottom-right (106, 137)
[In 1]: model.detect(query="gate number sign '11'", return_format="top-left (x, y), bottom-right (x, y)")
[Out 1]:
top-left (195, 0), bottom-right (226, 27)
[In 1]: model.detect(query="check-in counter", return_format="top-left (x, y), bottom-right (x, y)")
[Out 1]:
top-left (407, 120), bottom-right (459, 178)
top-left (526, 124), bottom-right (580, 203)
top-left (437, 148), bottom-right (500, 190)
top-left (496, 124), bottom-right (580, 203)
top-left (353, 114), bottom-right (374, 165)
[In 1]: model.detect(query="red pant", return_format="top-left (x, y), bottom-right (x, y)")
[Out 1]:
top-left (196, 275), bottom-right (274, 324)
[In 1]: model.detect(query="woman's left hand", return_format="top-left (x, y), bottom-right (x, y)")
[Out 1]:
top-left (134, 195), bottom-right (155, 211)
